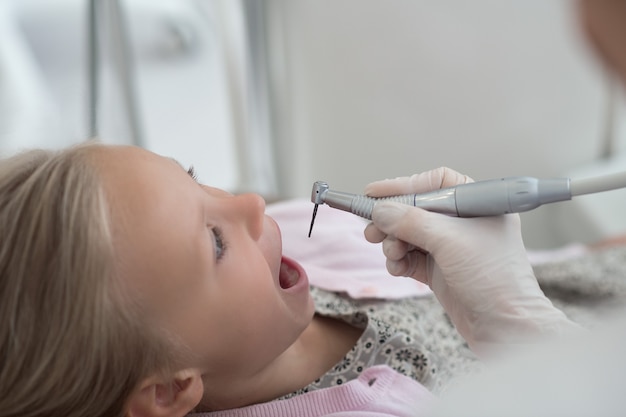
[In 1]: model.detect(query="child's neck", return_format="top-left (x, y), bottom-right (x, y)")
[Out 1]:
top-left (291, 314), bottom-right (364, 387)
top-left (199, 314), bottom-right (363, 412)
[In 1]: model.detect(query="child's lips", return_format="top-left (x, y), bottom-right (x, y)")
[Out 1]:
top-left (279, 256), bottom-right (308, 290)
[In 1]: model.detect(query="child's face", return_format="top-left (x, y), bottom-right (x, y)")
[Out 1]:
top-left (93, 145), bottom-right (315, 397)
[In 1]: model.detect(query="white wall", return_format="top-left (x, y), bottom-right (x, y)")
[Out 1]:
top-left (266, 0), bottom-right (626, 248)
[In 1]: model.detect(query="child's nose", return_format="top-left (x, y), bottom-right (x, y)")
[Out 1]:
top-left (230, 193), bottom-right (266, 240)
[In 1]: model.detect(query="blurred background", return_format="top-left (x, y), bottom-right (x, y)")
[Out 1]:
top-left (1, 0), bottom-right (625, 248)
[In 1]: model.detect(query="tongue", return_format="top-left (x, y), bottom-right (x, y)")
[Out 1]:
top-left (279, 261), bottom-right (299, 289)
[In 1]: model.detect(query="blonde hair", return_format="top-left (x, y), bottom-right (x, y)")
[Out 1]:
top-left (0, 143), bottom-right (179, 417)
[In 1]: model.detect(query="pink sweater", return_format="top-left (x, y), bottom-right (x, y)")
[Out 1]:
top-left (190, 365), bottom-right (434, 417)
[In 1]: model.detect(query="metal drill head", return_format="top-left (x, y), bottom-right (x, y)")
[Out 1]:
top-left (308, 181), bottom-right (329, 238)
top-left (311, 181), bottom-right (329, 205)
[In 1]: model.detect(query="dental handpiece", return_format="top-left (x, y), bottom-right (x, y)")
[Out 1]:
top-left (308, 171), bottom-right (626, 237)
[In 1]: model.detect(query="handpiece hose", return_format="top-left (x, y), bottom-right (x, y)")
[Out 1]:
top-left (311, 176), bottom-right (573, 221)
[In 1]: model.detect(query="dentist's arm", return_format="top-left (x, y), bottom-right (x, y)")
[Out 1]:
top-left (364, 168), bottom-right (580, 358)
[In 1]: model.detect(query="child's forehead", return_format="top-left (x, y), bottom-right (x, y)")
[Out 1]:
top-left (89, 144), bottom-right (158, 166)
top-left (90, 145), bottom-right (180, 182)
top-left (91, 145), bottom-right (192, 215)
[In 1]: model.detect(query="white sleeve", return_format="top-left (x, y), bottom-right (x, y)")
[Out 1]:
top-left (429, 309), bottom-right (626, 417)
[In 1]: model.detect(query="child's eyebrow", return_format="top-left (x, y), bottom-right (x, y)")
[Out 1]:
top-left (168, 157), bottom-right (199, 182)
top-left (168, 157), bottom-right (185, 169)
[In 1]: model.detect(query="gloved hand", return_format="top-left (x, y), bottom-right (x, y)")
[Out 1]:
top-left (364, 167), bottom-right (580, 358)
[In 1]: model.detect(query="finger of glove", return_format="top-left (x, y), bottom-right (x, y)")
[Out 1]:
top-left (364, 222), bottom-right (386, 243)
top-left (382, 236), bottom-right (410, 261)
top-left (386, 251), bottom-right (429, 284)
top-left (364, 167), bottom-right (474, 197)
top-left (371, 201), bottom-right (441, 253)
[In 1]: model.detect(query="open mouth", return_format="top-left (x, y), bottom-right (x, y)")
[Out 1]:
top-left (279, 257), bottom-right (301, 289)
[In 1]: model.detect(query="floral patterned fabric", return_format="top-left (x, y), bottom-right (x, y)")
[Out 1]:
top-left (277, 286), bottom-right (481, 400)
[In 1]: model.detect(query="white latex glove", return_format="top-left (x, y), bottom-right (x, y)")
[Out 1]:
top-left (364, 167), bottom-right (580, 358)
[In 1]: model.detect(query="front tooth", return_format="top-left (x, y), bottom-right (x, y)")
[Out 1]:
top-left (281, 262), bottom-right (298, 287)
top-left (287, 268), bottom-right (298, 284)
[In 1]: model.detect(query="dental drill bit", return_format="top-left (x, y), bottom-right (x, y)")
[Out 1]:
top-left (307, 203), bottom-right (318, 238)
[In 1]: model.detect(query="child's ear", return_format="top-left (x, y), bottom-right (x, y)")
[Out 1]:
top-left (126, 369), bottom-right (204, 417)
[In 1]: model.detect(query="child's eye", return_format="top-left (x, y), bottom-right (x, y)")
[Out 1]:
top-left (211, 227), bottom-right (227, 262)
